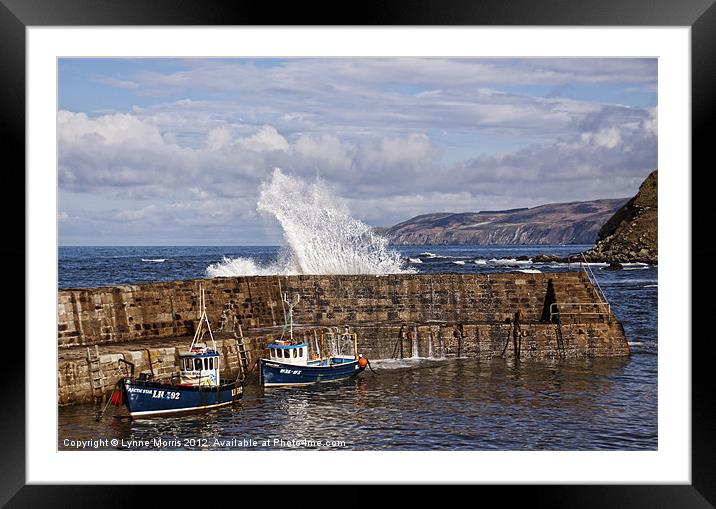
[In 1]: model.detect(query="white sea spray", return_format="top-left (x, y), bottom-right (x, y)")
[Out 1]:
top-left (207, 168), bottom-right (413, 276)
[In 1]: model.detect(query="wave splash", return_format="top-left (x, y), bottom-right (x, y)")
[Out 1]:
top-left (207, 169), bottom-right (413, 277)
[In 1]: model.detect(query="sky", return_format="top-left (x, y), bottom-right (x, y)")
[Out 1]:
top-left (58, 58), bottom-right (657, 246)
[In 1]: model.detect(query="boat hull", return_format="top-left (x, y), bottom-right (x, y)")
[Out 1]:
top-left (123, 378), bottom-right (243, 418)
top-left (260, 358), bottom-right (365, 387)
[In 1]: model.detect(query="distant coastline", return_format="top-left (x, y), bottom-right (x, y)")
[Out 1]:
top-left (376, 197), bottom-right (628, 246)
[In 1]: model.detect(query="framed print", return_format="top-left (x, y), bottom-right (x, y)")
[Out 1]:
top-left (3, 0), bottom-right (713, 505)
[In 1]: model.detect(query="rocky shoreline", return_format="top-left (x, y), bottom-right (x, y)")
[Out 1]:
top-left (472, 254), bottom-right (652, 269)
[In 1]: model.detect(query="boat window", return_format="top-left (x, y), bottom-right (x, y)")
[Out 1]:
top-left (194, 358), bottom-right (202, 371)
top-left (271, 349), bottom-right (276, 358)
top-left (299, 348), bottom-right (303, 357)
top-left (208, 358), bottom-right (213, 370)
top-left (293, 348), bottom-right (297, 358)
top-left (283, 349), bottom-right (290, 359)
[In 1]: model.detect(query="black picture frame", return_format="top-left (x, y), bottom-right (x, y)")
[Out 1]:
top-left (3, 0), bottom-right (712, 505)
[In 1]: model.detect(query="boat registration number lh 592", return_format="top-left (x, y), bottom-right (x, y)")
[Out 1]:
top-left (279, 369), bottom-right (302, 375)
top-left (152, 390), bottom-right (180, 400)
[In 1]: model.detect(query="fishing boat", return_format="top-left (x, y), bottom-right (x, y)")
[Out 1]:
top-left (107, 286), bottom-right (243, 419)
top-left (259, 293), bottom-right (368, 387)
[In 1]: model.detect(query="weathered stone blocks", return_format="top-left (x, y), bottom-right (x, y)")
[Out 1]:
top-left (57, 272), bottom-right (631, 405)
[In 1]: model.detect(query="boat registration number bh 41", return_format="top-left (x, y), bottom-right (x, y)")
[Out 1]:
top-left (280, 369), bottom-right (302, 375)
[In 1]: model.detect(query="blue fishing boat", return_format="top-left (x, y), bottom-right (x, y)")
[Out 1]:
top-left (260, 293), bottom-right (367, 387)
top-left (112, 286), bottom-right (243, 419)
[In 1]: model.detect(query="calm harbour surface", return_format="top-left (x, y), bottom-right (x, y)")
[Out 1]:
top-left (58, 245), bottom-right (657, 451)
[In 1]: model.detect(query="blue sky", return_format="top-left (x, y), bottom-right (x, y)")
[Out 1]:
top-left (58, 58), bottom-right (657, 245)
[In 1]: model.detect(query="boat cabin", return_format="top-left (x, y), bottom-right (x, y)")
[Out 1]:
top-left (179, 346), bottom-right (221, 386)
top-left (265, 331), bottom-right (359, 367)
top-left (267, 342), bottom-right (308, 366)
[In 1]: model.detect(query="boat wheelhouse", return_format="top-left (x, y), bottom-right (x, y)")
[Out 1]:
top-left (259, 293), bottom-right (367, 387)
top-left (116, 286), bottom-right (243, 418)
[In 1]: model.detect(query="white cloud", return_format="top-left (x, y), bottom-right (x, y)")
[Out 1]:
top-left (94, 76), bottom-right (139, 90)
top-left (643, 107), bottom-right (658, 137)
top-left (59, 58), bottom-right (657, 244)
top-left (58, 110), bottom-right (165, 146)
top-left (581, 127), bottom-right (622, 149)
top-left (235, 125), bottom-right (289, 152)
top-left (206, 126), bottom-right (231, 151)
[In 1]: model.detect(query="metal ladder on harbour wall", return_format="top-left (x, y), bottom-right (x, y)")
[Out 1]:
top-left (554, 321), bottom-right (566, 358)
top-left (234, 324), bottom-right (250, 381)
top-left (86, 345), bottom-right (107, 403)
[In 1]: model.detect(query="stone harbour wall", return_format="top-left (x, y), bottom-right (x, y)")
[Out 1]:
top-left (57, 272), bottom-right (609, 347)
top-left (57, 272), bottom-right (630, 405)
top-left (353, 320), bottom-right (628, 361)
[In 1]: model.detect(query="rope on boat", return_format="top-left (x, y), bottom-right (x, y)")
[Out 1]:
top-left (95, 380), bottom-right (123, 422)
top-left (366, 359), bottom-right (379, 375)
top-left (95, 395), bottom-right (113, 422)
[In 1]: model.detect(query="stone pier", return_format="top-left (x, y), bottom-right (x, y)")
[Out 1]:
top-left (57, 272), bottom-right (629, 405)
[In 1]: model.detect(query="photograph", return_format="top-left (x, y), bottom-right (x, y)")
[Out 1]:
top-left (56, 56), bottom-right (658, 452)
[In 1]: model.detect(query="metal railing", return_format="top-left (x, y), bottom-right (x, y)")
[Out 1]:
top-left (578, 253), bottom-right (610, 308)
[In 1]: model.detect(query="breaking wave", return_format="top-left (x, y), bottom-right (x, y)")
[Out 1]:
top-left (488, 258), bottom-right (532, 265)
top-left (207, 169), bottom-right (413, 277)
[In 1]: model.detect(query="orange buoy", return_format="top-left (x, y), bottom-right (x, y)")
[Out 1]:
top-left (358, 357), bottom-right (368, 367)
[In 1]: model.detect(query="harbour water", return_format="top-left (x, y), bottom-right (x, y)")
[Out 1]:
top-left (58, 245), bottom-right (657, 451)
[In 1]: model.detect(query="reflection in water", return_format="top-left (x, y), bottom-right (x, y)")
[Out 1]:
top-left (59, 355), bottom-right (654, 451)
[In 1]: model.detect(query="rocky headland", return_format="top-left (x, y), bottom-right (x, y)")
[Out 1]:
top-left (578, 170), bottom-right (658, 265)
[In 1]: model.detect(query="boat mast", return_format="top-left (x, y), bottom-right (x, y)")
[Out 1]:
top-left (282, 292), bottom-right (300, 342)
top-left (190, 285), bottom-right (217, 352)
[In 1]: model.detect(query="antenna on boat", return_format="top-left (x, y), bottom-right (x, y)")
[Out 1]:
top-left (282, 292), bottom-right (300, 341)
top-left (191, 285), bottom-right (217, 352)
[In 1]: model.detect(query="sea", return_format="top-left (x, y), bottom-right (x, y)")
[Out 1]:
top-left (58, 244), bottom-right (657, 451)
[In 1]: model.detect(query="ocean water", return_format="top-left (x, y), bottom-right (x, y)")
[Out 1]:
top-left (59, 244), bottom-right (636, 288)
top-left (57, 244), bottom-right (657, 451)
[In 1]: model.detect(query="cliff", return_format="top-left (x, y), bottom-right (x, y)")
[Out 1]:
top-left (583, 170), bottom-right (657, 264)
top-left (381, 198), bottom-right (628, 245)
